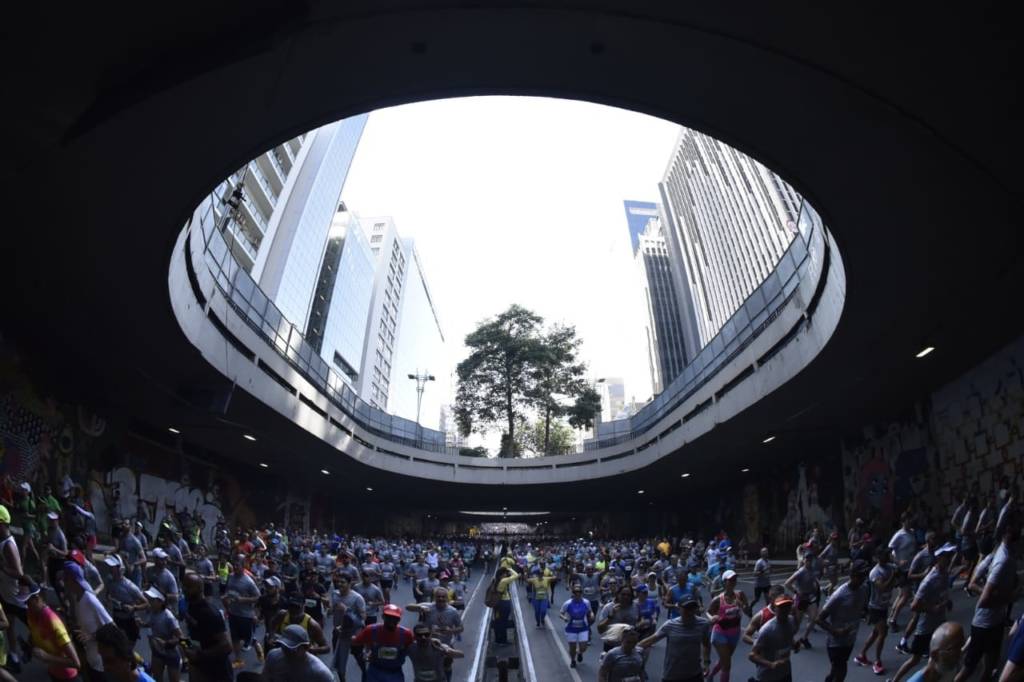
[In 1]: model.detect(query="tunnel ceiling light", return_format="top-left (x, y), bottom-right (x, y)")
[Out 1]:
top-left (366, 486), bottom-right (373, 491)
top-left (762, 435), bottom-right (776, 444)
top-left (243, 434), bottom-right (257, 442)
top-left (168, 427), bottom-right (180, 434)
top-left (259, 462), bottom-right (269, 469)
top-left (320, 469), bottom-right (330, 475)
top-left (637, 489), bottom-right (645, 494)
top-left (916, 346), bottom-right (935, 358)
top-left (681, 473), bottom-right (691, 478)
top-left (741, 468), bottom-right (750, 473)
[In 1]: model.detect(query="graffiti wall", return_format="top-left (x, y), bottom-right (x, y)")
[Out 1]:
top-left (841, 333), bottom-right (1024, 534)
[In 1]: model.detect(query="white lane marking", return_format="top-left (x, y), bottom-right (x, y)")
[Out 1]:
top-left (544, 612), bottom-right (583, 682)
top-left (465, 562), bottom-right (490, 682)
top-left (464, 561), bottom-right (488, 611)
top-left (510, 583), bottom-right (538, 682)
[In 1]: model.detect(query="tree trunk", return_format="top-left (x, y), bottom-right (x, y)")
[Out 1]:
top-left (506, 373), bottom-right (515, 457)
top-left (543, 405), bottom-right (551, 455)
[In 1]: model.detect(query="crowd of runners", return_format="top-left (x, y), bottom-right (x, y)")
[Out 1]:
top-left (0, 483), bottom-right (1019, 682)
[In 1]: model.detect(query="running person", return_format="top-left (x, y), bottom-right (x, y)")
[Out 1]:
top-left (378, 555), bottom-right (396, 604)
top-left (897, 532), bottom-right (937, 654)
top-left (753, 548), bottom-right (772, 606)
top-left (639, 596), bottom-right (712, 682)
top-left (784, 553), bottom-right (820, 648)
top-left (888, 513), bottom-right (919, 630)
top-left (855, 547), bottom-right (896, 675)
top-left (890, 543), bottom-right (957, 682)
top-left (706, 569), bottom-right (747, 682)
top-left (527, 570), bottom-right (555, 627)
top-left (816, 560), bottom-right (870, 682)
top-left (597, 585), bottom-right (641, 653)
top-left (559, 584), bottom-right (594, 669)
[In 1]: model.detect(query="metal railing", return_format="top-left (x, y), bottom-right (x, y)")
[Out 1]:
top-left (192, 191), bottom-right (824, 460)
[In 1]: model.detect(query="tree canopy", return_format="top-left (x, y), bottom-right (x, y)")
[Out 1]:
top-left (455, 304), bottom-right (600, 457)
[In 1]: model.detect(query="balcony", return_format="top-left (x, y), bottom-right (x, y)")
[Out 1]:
top-left (244, 161), bottom-right (277, 215)
top-left (256, 153), bottom-right (285, 192)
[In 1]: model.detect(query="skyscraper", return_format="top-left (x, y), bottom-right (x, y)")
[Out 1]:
top-left (659, 128), bottom-right (802, 350)
top-left (358, 218), bottom-right (446, 422)
top-left (598, 377), bottom-right (627, 421)
top-left (252, 114), bottom-right (369, 328)
top-left (625, 202), bottom-right (691, 393)
top-left (305, 205), bottom-right (376, 383)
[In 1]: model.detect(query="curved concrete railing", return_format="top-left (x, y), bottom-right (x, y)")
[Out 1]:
top-left (169, 189), bottom-right (844, 485)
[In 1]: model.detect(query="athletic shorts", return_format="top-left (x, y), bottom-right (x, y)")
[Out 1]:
top-left (828, 645), bottom-right (853, 665)
top-left (963, 625), bottom-right (1003, 670)
top-left (754, 586), bottom-right (771, 600)
top-left (228, 614), bottom-right (255, 644)
top-left (910, 634), bottom-right (931, 656)
top-left (795, 593), bottom-right (817, 612)
top-left (663, 675), bottom-right (704, 682)
top-left (153, 649), bottom-right (182, 668)
top-left (380, 579), bottom-right (393, 589)
top-left (711, 627), bottom-right (740, 646)
top-left (867, 608), bottom-right (887, 625)
top-left (894, 570), bottom-right (909, 589)
top-left (566, 630), bottom-right (590, 643)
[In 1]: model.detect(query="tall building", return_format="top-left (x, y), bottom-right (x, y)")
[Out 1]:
top-left (598, 377), bottom-right (627, 422)
top-left (358, 218), bottom-right (446, 423)
top-left (626, 203), bottom-right (690, 393)
top-left (659, 128), bottom-right (802, 351)
top-left (305, 205), bottom-right (375, 383)
top-left (252, 114), bottom-right (369, 328)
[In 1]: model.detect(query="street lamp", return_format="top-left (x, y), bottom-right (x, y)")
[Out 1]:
top-left (408, 370), bottom-right (435, 426)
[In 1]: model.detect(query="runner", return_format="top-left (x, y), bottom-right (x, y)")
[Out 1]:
top-left (888, 513), bottom-right (919, 630)
top-left (753, 548), bottom-right (772, 606)
top-left (103, 553), bottom-right (147, 644)
top-left (706, 569), bottom-right (748, 682)
top-left (890, 542), bottom-right (957, 682)
top-left (742, 586), bottom-right (788, 644)
top-left (635, 583), bottom-right (661, 641)
top-left (856, 547), bottom-right (897, 675)
top-left (905, 622), bottom-right (965, 682)
top-left (407, 587), bottom-right (463, 681)
top-left (527, 567), bottom-right (556, 627)
top-left (355, 570), bottom-right (386, 625)
top-left (749, 595), bottom-right (802, 682)
top-left (352, 603), bottom-right (415, 682)
top-left (820, 532), bottom-right (841, 597)
top-left (559, 584), bottom-right (594, 669)
top-left (262, 624), bottom-right (335, 681)
top-left (329, 573), bottom-right (366, 681)
top-left (817, 559), bottom-right (870, 682)
top-left (784, 552), bottom-right (820, 648)
top-left (598, 584), bottom-right (641, 653)
top-left (955, 520), bottom-right (1019, 682)
top-left (144, 585), bottom-right (183, 682)
top-left (599, 626), bottom-right (644, 682)
top-left (408, 622), bottom-right (464, 682)
top-left (378, 554), bottom-right (397, 603)
top-left (638, 596), bottom-right (712, 682)
top-left (898, 531), bottom-right (938, 654)
top-left (223, 555), bottom-right (260, 670)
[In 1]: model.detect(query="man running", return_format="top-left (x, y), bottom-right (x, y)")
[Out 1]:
top-left (753, 548), bottom-right (772, 606)
top-left (890, 542), bottom-right (958, 682)
top-left (639, 596), bottom-right (711, 682)
top-left (905, 622), bottom-right (965, 682)
top-left (817, 559), bottom-right (870, 682)
top-left (599, 626), bottom-right (644, 682)
top-left (955, 520), bottom-right (1019, 682)
top-left (784, 553), bottom-right (820, 648)
top-left (352, 603), bottom-right (415, 682)
top-left (749, 595), bottom-right (802, 682)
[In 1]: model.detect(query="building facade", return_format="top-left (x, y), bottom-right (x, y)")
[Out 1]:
top-left (659, 128), bottom-right (802, 351)
top-left (305, 205), bottom-right (376, 383)
top-left (627, 203), bottom-right (691, 393)
top-left (252, 114), bottom-right (369, 329)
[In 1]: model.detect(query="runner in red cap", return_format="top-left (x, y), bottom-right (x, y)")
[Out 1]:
top-left (352, 603), bottom-right (414, 682)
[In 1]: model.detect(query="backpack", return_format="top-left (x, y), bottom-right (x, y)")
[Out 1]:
top-left (484, 578), bottom-right (502, 609)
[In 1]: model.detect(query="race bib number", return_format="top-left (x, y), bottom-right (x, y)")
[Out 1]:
top-left (571, 619), bottom-right (586, 628)
top-left (417, 672), bottom-right (438, 681)
top-left (378, 646), bottom-right (398, 660)
top-left (305, 599), bottom-right (318, 608)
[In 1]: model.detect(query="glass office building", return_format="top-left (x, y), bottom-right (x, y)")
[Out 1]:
top-left (305, 207), bottom-right (376, 383)
top-left (254, 114), bottom-right (369, 329)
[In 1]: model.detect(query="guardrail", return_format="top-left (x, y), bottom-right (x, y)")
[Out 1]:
top-left (190, 189), bottom-right (825, 461)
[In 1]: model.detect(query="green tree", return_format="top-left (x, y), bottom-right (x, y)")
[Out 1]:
top-left (527, 324), bottom-right (590, 455)
top-left (525, 418), bottom-right (577, 456)
top-left (566, 385), bottom-right (602, 431)
top-left (455, 305), bottom-right (545, 457)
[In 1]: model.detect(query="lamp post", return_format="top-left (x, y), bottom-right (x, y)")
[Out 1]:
top-left (408, 370), bottom-right (436, 428)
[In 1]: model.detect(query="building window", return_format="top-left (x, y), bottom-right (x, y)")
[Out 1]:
top-left (374, 223), bottom-right (385, 232)
top-left (371, 235), bottom-right (382, 243)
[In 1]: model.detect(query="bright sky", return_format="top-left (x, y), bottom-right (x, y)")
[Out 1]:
top-left (341, 96), bottom-right (682, 416)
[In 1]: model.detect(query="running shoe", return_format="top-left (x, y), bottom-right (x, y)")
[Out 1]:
top-left (873, 662), bottom-right (885, 675)
top-left (895, 638), bottom-right (910, 655)
top-left (577, 653), bottom-right (583, 662)
top-left (570, 659), bottom-right (577, 668)
top-left (854, 655), bottom-right (871, 667)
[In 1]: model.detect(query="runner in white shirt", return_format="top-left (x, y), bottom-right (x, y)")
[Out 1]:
top-left (887, 513), bottom-right (918, 630)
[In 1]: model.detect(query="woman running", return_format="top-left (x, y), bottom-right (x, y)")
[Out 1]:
top-left (705, 569), bottom-right (748, 682)
top-left (559, 584), bottom-right (594, 669)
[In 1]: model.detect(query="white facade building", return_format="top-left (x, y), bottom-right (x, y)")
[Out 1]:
top-left (659, 128), bottom-right (802, 350)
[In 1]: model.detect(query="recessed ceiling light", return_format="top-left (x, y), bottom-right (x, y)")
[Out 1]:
top-left (320, 469), bottom-right (329, 475)
top-left (681, 473), bottom-right (691, 478)
top-left (168, 427), bottom-right (180, 434)
top-left (762, 435), bottom-right (776, 444)
top-left (741, 468), bottom-right (750, 473)
top-left (915, 346), bottom-right (935, 358)
top-left (366, 486), bottom-right (373, 491)
top-left (637, 489), bottom-right (645, 494)
top-left (259, 463), bottom-right (268, 468)
top-left (243, 434), bottom-right (257, 441)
